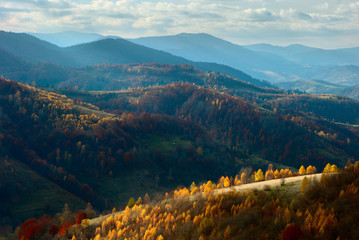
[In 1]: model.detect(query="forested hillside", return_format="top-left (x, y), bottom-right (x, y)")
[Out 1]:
top-left (1, 69), bottom-right (359, 229)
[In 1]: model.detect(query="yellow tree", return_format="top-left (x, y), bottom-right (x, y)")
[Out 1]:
top-left (330, 164), bottom-right (339, 173)
top-left (255, 169), bottom-right (264, 181)
top-left (299, 165), bottom-right (306, 175)
top-left (223, 177), bottom-right (231, 188)
top-left (323, 163), bottom-right (331, 173)
top-left (265, 170), bottom-right (274, 180)
top-left (306, 165), bottom-right (317, 174)
top-left (274, 169), bottom-right (281, 179)
top-left (203, 181), bottom-right (214, 197)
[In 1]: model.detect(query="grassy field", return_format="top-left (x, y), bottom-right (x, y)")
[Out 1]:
top-left (0, 157), bottom-right (87, 226)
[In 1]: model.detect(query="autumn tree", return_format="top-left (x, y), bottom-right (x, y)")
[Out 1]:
top-left (127, 197), bottom-right (135, 208)
top-left (299, 165), bottom-right (306, 175)
top-left (255, 169), bottom-right (264, 181)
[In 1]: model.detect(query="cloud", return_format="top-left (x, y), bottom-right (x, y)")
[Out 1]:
top-left (242, 8), bottom-right (278, 22)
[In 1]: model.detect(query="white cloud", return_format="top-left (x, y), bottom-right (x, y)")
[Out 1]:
top-left (0, 0), bottom-right (358, 48)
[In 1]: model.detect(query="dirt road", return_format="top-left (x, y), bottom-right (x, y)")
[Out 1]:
top-left (215, 173), bottom-right (323, 195)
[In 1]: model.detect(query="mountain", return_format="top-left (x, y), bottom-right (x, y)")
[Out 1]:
top-left (130, 33), bottom-right (305, 82)
top-left (29, 31), bottom-right (104, 47)
top-left (276, 79), bottom-right (346, 95)
top-left (244, 43), bottom-right (359, 66)
top-left (131, 33), bottom-right (359, 85)
top-left (64, 38), bottom-right (189, 66)
top-left (339, 85), bottom-right (359, 100)
top-left (0, 31), bottom-right (72, 65)
top-left (0, 31), bottom-right (273, 88)
top-left (303, 65), bottom-right (359, 86)
top-left (0, 31), bottom-right (188, 67)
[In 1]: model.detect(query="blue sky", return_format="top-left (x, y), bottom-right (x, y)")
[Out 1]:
top-left (0, 0), bottom-right (358, 48)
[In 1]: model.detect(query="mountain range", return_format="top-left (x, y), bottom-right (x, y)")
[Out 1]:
top-left (0, 31), bottom-right (271, 89)
top-left (21, 31), bottom-right (359, 90)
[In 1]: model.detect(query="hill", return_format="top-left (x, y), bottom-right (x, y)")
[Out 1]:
top-left (64, 83), bottom-right (359, 168)
top-left (0, 77), bottom-right (260, 226)
top-left (339, 85), bottom-right (359, 100)
top-left (130, 33), bottom-right (304, 82)
top-left (276, 79), bottom-right (346, 95)
top-left (14, 163), bottom-right (359, 240)
top-left (0, 157), bottom-right (87, 227)
top-left (266, 94), bottom-right (359, 124)
top-left (131, 33), bottom-right (359, 85)
top-left (0, 31), bottom-right (72, 65)
top-left (2, 76), bottom-right (359, 227)
top-left (0, 31), bottom-right (272, 88)
top-left (244, 43), bottom-right (359, 66)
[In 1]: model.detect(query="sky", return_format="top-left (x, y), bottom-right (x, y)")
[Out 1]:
top-left (0, 0), bottom-right (358, 49)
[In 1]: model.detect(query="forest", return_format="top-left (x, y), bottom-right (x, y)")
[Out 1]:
top-left (1, 75), bottom-right (359, 233)
top-left (12, 161), bottom-right (359, 240)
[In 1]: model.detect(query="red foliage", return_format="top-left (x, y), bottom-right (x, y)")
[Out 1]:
top-left (48, 224), bottom-right (59, 236)
top-left (17, 218), bottom-right (46, 240)
top-left (75, 211), bottom-right (88, 225)
top-left (18, 219), bottom-right (38, 240)
top-left (39, 215), bottom-right (52, 223)
top-left (58, 220), bottom-right (73, 236)
top-left (282, 224), bottom-right (303, 240)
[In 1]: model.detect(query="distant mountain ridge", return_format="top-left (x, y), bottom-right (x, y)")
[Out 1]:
top-left (130, 33), bottom-right (359, 85)
top-left (277, 79), bottom-right (346, 95)
top-left (244, 43), bottom-right (359, 66)
top-left (0, 30), bottom-right (272, 88)
top-left (17, 30), bottom-right (359, 87)
top-left (130, 33), bottom-right (305, 82)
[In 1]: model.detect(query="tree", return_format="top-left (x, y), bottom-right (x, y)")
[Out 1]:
top-left (136, 196), bottom-right (143, 205)
top-left (330, 164), bottom-right (339, 173)
top-left (323, 163), bottom-right (332, 173)
top-left (255, 169), bottom-right (264, 181)
top-left (204, 181), bottom-right (214, 195)
top-left (306, 165), bottom-right (316, 174)
top-left (265, 170), bottom-right (274, 180)
top-left (274, 169), bottom-right (281, 179)
top-left (144, 193), bottom-right (151, 203)
top-left (223, 225), bottom-right (231, 240)
top-left (224, 177), bottom-right (231, 188)
top-left (299, 165), bottom-right (306, 175)
top-left (127, 197), bottom-right (135, 208)
top-left (75, 211), bottom-right (88, 225)
top-left (241, 172), bottom-right (247, 184)
top-left (282, 224), bottom-right (303, 240)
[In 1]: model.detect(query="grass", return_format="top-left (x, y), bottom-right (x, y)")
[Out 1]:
top-left (246, 155), bottom-right (297, 172)
top-left (80, 135), bottom-right (194, 209)
top-left (0, 157), bottom-right (87, 226)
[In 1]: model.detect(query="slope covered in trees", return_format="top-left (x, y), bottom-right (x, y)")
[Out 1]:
top-left (1, 76), bottom-right (359, 231)
top-left (66, 83), bottom-right (359, 170)
top-left (18, 161), bottom-right (359, 240)
top-left (0, 78), bottom-right (249, 226)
